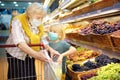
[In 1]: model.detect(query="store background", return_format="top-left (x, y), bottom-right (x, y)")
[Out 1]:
top-left (0, 0), bottom-right (120, 80)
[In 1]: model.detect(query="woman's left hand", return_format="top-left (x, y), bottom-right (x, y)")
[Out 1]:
top-left (57, 54), bottom-right (63, 64)
top-left (50, 49), bottom-right (60, 59)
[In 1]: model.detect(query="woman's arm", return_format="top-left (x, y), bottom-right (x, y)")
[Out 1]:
top-left (18, 42), bottom-right (49, 62)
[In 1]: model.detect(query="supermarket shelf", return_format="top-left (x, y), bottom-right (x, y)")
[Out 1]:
top-left (46, 0), bottom-right (71, 20)
top-left (47, 8), bottom-right (120, 25)
top-left (47, 0), bottom-right (120, 24)
top-left (59, 0), bottom-right (120, 20)
top-left (59, 0), bottom-right (70, 9)
top-left (46, 9), bottom-right (60, 21)
top-left (66, 0), bottom-right (89, 10)
top-left (43, 0), bottom-right (55, 7)
top-left (46, 0), bottom-right (88, 21)
top-left (66, 32), bottom-right (120, 55)
top-left (60, 0), bottom-right (88, 10)
top-left (67, 39), bottom-right (120, 58)
top-left (61, 8), bottom-right (120, 23)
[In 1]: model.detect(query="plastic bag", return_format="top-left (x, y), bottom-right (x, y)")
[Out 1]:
top-left (44, 50), bottom-right (62, 80)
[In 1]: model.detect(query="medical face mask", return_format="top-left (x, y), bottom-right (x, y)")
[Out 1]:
top-left (30, 19), bottom-right (42, 27)
top-left (48, 32), bottom-right (58, 41)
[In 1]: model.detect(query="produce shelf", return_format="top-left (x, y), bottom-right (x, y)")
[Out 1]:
top-left (66, 33), bottom-right (113, 49)
top-left (59, 0), bottom-right (120, 20)
top-left (91, 34), bottom-right (113, 48)
top-left (60, 0), bottom-right (88, 10)
top-left (61, 8), bottom-right (120, 23)
top-left (67, 39), bottom-right (120, 58)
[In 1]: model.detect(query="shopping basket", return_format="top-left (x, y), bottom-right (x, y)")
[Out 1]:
top-left (0, 43), bottom-right (45, 80)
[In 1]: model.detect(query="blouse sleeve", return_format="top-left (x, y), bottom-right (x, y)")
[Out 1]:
top-left (11, 19), bottom-right (26, 45)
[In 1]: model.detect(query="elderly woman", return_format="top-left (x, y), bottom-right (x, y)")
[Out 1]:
top-left (6, 3), bottom-right (59, 80)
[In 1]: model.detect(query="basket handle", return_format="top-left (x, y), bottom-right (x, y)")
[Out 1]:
top-left (0, 43), bottom-right (44, 48)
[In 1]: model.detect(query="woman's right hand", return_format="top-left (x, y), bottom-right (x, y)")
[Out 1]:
top-left (36, 50), bottom-right (52, 62)
top-left (17, 42), bottom-right (52, 62)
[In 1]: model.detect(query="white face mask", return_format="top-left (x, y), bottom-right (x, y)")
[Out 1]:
top-left (30, 19), bottom-right (42, 27)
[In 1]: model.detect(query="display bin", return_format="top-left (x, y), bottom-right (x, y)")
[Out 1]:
top-left (111, 36), bottom-right (120, 47)
top-left (67, 66), bottom-right (98, 80)
top-left (91, 34), bottom-right (112, 48)
top-left (110, 36), bottom-right (120, 51)
top-left (66, 33), bottom-right (93, 43)
top-left (66, 33), bottom-right (81, 40)
top-left (79, 34), bottom-right (93, 42)
top-left (108, 30), bottom-right (120, 52)
top-left (78, 68), bottom-right (98, 80)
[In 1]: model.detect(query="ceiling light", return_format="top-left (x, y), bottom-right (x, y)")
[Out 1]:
top-left (15, 4), bottom-right (18, 7)
top-left (1, 3), bottom-right (4, 6)
top-left (13, 2), bottom-right (17, 4)
top-left (28, 2), bottom-right (32, 5)
top-left (0, 1), bottom-right (1, 3)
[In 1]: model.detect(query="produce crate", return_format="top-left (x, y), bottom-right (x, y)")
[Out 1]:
top-left (79, 69), bottom-right (97, 80)
top-left (109, 30), bottom-right (120, 52)
top-left (67, 66), bottom-right (98, 80)
top-left (79, 34), bottom-right (93, 42)
top-left (110, 36), bottom-right (120, 52)
top-left (111, 36), bottom-right (120, 47)
top-left (66, 33), bottom-right (81, 40)
top-left (91, 34), bottom-right (112, 48)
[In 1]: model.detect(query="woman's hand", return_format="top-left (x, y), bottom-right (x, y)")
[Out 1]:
top-left (37, 50), bottom-right (52, 62)
top-left (44, 44), bottom-right (60, 59)
top-left (50, 49), bottom-right (60, 59)
top-left (57, 54), bottom-right (63, 64)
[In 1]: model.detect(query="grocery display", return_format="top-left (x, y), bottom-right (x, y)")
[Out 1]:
top-left (66, 46), bottom-right (100, 64)
top-left (88, 63), bottom-right (120, 80)
top-left (68, 52), bottom-right (120, 71)
top-left (55, 0), bottom-right (120, 80)
top-left (80, 20), bottom-right (120, 35)
top-left (66, 49), bottom-right (120, 80)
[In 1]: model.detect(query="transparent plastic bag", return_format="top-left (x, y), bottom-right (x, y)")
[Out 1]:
top-left (44, 50), bottom-right (62, 80)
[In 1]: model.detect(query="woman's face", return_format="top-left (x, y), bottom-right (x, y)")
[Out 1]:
top-left (29, 11), bottom-right (45, 22)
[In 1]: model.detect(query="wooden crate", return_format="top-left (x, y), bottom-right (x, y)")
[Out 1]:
top-left (111, 36), bottom-right (120, 47)
top-left (91, 34), bottom-right (112, 48)
top-left (79, 69), bottom-right (98, 80)
top-left (109, 30), bottom-right (120, 52)
top-left (110, 36), bottom-right (120, 51)
top-left (79, 34), bottom-right (93, 42)
top-left (66, 33), bottom-right (80, 40)
top-left (67, 66), bottom-right (98, 80)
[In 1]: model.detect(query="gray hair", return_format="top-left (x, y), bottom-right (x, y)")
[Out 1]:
top-left (26, 2), bottom-right (47, 16)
